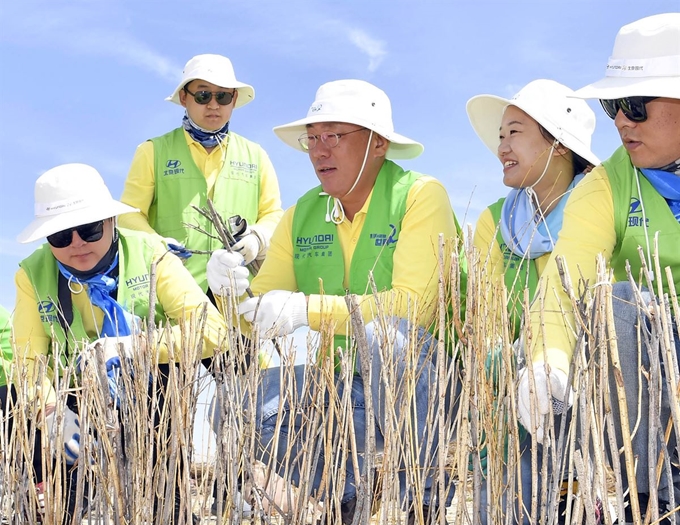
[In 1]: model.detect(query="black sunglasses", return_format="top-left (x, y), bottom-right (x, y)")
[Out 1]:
top-left (47, 220), bottom-right (105, 248)
top-left (184, 87), bottom-right (235, 106)
top-left (600, 97), bottom-right (658, 123)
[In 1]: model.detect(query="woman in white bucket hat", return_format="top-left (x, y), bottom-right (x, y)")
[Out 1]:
top-left (466, 79), bottom-right (600, 525)
top-left (517, 13), bottom-right (680, 523)
top-left (468, 79), bottom-right (600, 338)
top-left (119, 53), bottom-right (283, 293)
top-left (14, 163), bottom-right (229, 524)
top-left (208, 79), bottom-right (463, 523)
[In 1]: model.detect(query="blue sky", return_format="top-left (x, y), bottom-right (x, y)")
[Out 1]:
top-left (0, 0), bottom-right (677, 310)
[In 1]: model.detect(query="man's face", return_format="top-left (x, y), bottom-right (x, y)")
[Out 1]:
top-left (306, 122), bottom-right (372, 198)
top-left (179, 79), bottom-right (237, 132)
top-left (615, 97), bottom-right (680, 168)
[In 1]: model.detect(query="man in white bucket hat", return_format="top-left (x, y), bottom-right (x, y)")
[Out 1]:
top-left (119, 53), bottom-right (283, 294)
top-left (518, 13), bottom-right (680, 523)
top-left (208, 79), bottom-right (464, 523)
top-left (14, 163), bottom-right (231, 524)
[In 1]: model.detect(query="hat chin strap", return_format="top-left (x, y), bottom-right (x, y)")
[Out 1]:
top-left (322, 130), bottom-right (375, 224)
top-left (524, 140), bottom-right (558, 243)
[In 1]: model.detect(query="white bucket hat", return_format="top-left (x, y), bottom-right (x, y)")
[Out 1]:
top-left (17, 163), bottom-right (138, 244)
top-left (466, 79), bottom-right (600, 167)
top-left (166, 54), bottom-right (255, 109)
top-left (273, 79), bottom-right (424, 160)
top-left (573, 13), bottom-right (680, 100)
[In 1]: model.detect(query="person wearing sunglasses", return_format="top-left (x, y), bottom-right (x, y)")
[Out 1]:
top-left (119, 53), bottom-right (283, 295)
top-left (517, 13), bottom-right (680, 523)
top-left (13, 163), bottom-right (232, 524)
top-left (208, 79), bottom-right (464, 523)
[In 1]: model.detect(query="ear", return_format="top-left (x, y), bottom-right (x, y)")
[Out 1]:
top-left (179, 89), bottom-right (188, 108)
top-left (373, 133), bottom-right (389, 157)
top-left (232, 89), bottom-right (239, 106)
top-left (552, 141), bottom-right (569, 157)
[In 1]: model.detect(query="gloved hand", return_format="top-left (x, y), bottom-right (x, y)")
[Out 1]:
top-left (82, 336), bottom-right (135, 407)
top-left (232, 231), bottom-right (262, 266)
top-left (207, 250), bottom-right (249, 297)
top-left (163, 237), bottom-right (192, 259)
top-left (238, 290), bottom-right (308, 337)
top-left (44, 407), bottom-right (81, 465)
top-left (517, 362), bottom-right (572, 442)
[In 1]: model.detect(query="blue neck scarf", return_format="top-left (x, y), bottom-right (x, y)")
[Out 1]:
top-left (500, 173), bottom-right (584, 259)
top-left (640, 168), bottom-right (680, 222)
top-left (182, 113), bottom-right (229, 148)
top-left (58, 252), bottom-right (133, 337)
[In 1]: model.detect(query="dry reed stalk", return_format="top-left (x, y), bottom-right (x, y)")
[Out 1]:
top-left (4, 232), bottom-right (680, 525)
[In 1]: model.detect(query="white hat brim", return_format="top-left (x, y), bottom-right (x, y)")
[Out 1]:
top-left (17, 202), bottom-right (139, 244)
top-left (572, 76), bottom-right (680, 100)
top-left (166, 78), bottom-right (255, 109)
top-left (273, 114), bottom-right (424, 160)
top-left (466, 94), bottom-right (600, 167)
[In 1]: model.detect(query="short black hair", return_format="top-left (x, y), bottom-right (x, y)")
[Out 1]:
top-left (538, 124), bottom-right (593, 176)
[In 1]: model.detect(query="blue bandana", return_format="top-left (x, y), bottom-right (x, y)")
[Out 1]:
top-left (58, 253), bottom-right (135, 337)
top-left (640, 168), bottom-right (680, 222)
top-left (500, 174), bottom-right (584, 259)
top-left (182, 113), bottom-right (229, 148)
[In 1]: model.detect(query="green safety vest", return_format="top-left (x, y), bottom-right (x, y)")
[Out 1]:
top-left (292, 160), bottom-right (465, 368)
top-left (149, 128), bottom-right (261, 290)
top-left (606, 146), bottom-right (680, 293)
top-left (488, 199), bottom-right (539, 337)
top-left (0, 306), bottom-right (11, 387)
top-left (19, 229), bottom-right (165, 370)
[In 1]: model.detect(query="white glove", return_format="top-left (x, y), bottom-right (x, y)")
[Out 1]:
top-left (238, 290), bottom-right (308, 337)
top-left (232, 231), bottom-right (262, 265)
top-left (45, 407), bottom-right (81, 465)
top-left (207, 250), bottom-right (250, 297)
top-left (517, 362), bottom-right (573, 442)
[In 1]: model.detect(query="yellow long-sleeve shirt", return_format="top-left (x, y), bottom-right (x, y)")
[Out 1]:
top-left (14, 238), bottom-right (229, 404)
top-left (119, 130), bottom-right (283, 243)
top-left (472, 207), bottom-right (552, 282)
top-left (528, 166), bottom-right (617, 373)
top-left (250, 176), bottom-right (458, 334)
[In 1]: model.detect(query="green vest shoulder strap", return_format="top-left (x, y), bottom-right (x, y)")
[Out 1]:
top-left (488, 198), bottom-right (539, 337)
top-left (19, 229), bottom-right (163, 363)
top-left (604, 146), bottom-right (680, 295)
top-left (0, 306), bottom-right (12, 387)
top-left (149, 128), bottom-right (262, 290)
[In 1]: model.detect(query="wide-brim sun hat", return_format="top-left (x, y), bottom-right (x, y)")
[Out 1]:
top-left (273, 79), bottom-right (424, 160)
top-left (17, 163), bottom-right (138, 244)
top-left (166, 54), bottom-right (255, 109)
top-left (466, 79), bottom-right (600, 167)
top-left (573, 13), bottom-right (680, 100)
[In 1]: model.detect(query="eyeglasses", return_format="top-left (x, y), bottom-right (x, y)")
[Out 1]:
top-left (600, 97), bottom-right (658, 122)
top-left (47, 220), bottom-right (105, 248)
top-left (297, 128), bottom-right (367, 151)
top-left (184, 87), bottom-right (236, 106)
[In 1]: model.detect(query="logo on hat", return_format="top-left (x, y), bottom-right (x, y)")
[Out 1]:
top-left (311, 104), bottom-right (323, 113)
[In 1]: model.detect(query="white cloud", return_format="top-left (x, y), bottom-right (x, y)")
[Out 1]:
top-left (1, 3), bottom-right (181, 82)
top-left (348, 28), bottom-right (387, 72)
